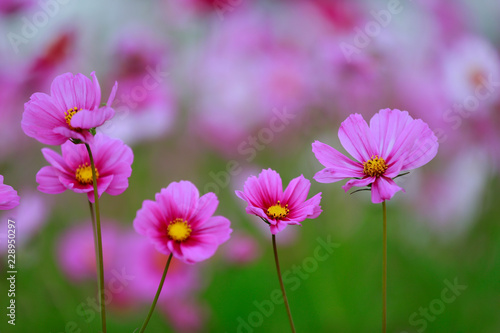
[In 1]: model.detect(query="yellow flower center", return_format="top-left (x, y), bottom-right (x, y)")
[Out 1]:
top-left (363, 155), bottom-right (388, 177)
top-left (266, 201), bottom-right (289, 220)
top-left (65, 107), bottom-right (81, 130)
top-left (167, 218), bottom-right (192, 242)
top-left (75, 163), bottom-right (98, 185)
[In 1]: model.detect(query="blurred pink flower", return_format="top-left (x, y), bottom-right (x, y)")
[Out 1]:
top-left (134, 181), bottom-right (232, 264)
top-left (57, 221), bottom-right (120, 281)
top-left (119, 232), bottom-right (200, 301)
top-left (36, 133), bottom-right (133, 202)
top-left (98, 30), bottom-right (177, 144)
top-left (441, 36), bottom-right (500, 108)
top-left (161, 298), bottom-right (209, 333)
top-left (235, 168), bottom-right (322, 234)
top-left (190, 7), bottom-right (318, 154)
top-left (313, 109), bottom-right (439, 203)
top-left (0, 175), bottom-right (20, 210)
top-left (22, 72), bottom-right (117, 145)
top-left (0, 190), bottom-right (49, 247)
top-left (222, 232), bottom-right (261, 265)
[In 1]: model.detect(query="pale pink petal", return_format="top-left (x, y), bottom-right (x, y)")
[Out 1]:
top-left (36, 166), bottom-right (67, 194)
top-left (270, 221), bottom-right (288, 234)
top-left (371, 177), bottom-right (404, 203)
top-left (90, 71), bottom-right (102, 109)
top-left (53, 126), bottom-right (94, 143)
top-left (369, 109), bottom-right (413, 160)
top-left (41, 148), bottom-right (72, 174)
top-left (106, 81), bottom-right (118, 106)
top-left (342, 177), bottom-right (376, 192)
top-left (314, 167), bottom-right (364, 183)
top-left (70, 107), bottom-right (115, 129)
top-left (0, 181), bottom-right (20, 210)
top-left (338, 113), bottom-right (377, 162)
top-left (312, 140), bottom-right (362, 173)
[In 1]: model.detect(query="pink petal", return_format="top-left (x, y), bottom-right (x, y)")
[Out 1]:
top-left (314, 167), bottom-right (364, 183)
top-left (106, 81), bottom-right (118, 106)
top-left (134, 200), bottom-right (167, 235)
top-left (369, 109), bottom-right (413, 160)
top-left (312, 140), bottom-right (362, 175)
top-left (50, 72), bottom-right (98, 111)
top-left (282, 175), bottom-right (311, 207)
top-left (270, 221), bottom-right (288, 234)
top-left (22, 93), bottom-right (68, 145)
top-left (370, 109), bottom-right (439, 171)
top-left (70, 107), bottom-right (115, 129)
top-left (0, 182), bottom-right (20, 210)
top-left (61, 141), bottom-right (88, 171)
top-left (245, 206), bottom-right (269, 221)
top-left (91, 133), bottom-right (133, 171)
top-left (193, 215), bottom-right (232, 244)
top-left (371, 177), bottom-right (403, 203)
top-left (53, 126), bottom-right (94, 143)
top-left (257, 168), bottom-right (283, 207)
top-left (287, 192), bottom-right (322, 221)
top-left (158, 181), bottom-right (199, 221)
top-left (342, 177), bottom-right (375, 192)
top-left (85, 175), bottom-right (114, 203)
top-left (90, 71), bottom-right (102, 109)
top-left (36, 166), bottom-right (67, 194)
top-left (190, 192), bottom-right (219, 227)
top-left (179, 234), bottom-right (219, 264)
top-left (338, 113), bottom-right (377, 162)
top-left (41, 148), bottom-right (72, 174)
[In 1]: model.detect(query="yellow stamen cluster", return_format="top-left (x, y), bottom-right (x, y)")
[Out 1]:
top-left (65, 107), bottom-right (80, 129)
top-left (75, 163), bottom-right (98, 185)
top-left (267, 201), bottom-right (290, 220)
top-left (167, 218), bottom-right (192, 242)
top-left (363, 155), bottom-right (388, 178)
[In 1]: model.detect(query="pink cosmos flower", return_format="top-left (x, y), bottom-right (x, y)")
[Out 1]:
top-left (133, 181), bottom-right (232, 264)
top-left (312, 108), bottom-right (439, 203)
top-left (36, 133), bottom-right (133, 202)
top-left (235, 169), bottom-right (322, 234)
top-left (22, 72), bottom-right (117, 145)
top-left (0, 175), bottom-right (20, 210)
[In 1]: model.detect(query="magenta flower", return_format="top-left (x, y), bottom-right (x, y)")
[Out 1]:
top-left (0, 175), bottom-right (20, 210)
top-left (36, 133), bottom-right (133, 202)
top-left (235, 169), bottom-right (322, 234)
top-left (22, 72), bottom-right (117, 145)
top-left (312, 108), bottom-right (439, 203)
top-left (133, 181), bottom-right (232, 264)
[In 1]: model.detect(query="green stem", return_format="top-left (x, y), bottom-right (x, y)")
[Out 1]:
top-left (85, 143), bottom-right (106, 333)
top-left (382, 201), bottom-right (387, 333)
top-left (272, 234), bottom-right (296, 333)
top-left (88, 201), bottom-right (100, 293)
top-left (139, 253), bottom-right (173, 333)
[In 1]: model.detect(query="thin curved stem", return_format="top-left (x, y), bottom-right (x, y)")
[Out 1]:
top-left (139, 253), bottom-right (173, 333)
top-left (85, 143), bottom-right (106, 333)
top-left (272, 234), bottom-right (296, 333)
top-left (382, 201), bottom-right (387, 333)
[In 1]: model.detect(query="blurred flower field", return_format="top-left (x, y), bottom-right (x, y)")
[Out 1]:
top-left (1, 0), bottom-right (500, 332)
